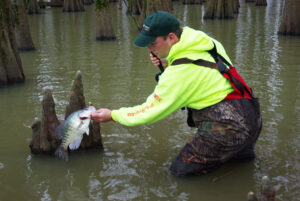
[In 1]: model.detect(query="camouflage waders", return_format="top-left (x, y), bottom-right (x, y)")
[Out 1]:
top-left (169, 98), bottom-right (262, 177)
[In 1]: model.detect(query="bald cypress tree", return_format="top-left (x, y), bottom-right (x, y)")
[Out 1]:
top-left (139, 0), bottom-right (173, 28)
top-left (15, 0), bottom-right (35, 51)
top-left (95, 0), bottom-right (116, 40)
top-left (204, 0), bottom-right (234, 19)
top-left (278, 0), bottom-right (300, 35)
top-left (0, 0), bottom-right (25, 86)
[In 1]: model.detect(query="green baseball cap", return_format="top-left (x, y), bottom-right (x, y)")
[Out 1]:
top-left (134, 11), bottom-right (180, 47)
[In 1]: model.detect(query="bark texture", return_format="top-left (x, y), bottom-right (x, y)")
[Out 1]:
top-left (30, 88), bottom-right (60, 154)
top-left (96, 0), bottom-right (116, 40)
top-left (27, 0), bottom-right (41, 14)
top-left (15, 0), bottom-right (35, 51)
top-left (255, 0), bottom-right (267, 6)
top-left (204, 0), bottom-right (234, 19)
top-left (278, 0), bottom-right (300, 35)
top-left (63, 0), bottom-right (85, 12)
top-left (247, 176), bottom-right (276, 201)
top-left (30, 71), bottom-right (103, 155)
top-left (0, 0), bottom-right (25, 86)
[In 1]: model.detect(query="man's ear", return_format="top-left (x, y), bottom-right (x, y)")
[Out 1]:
top-left (168, 33), bottom-right (179, 45)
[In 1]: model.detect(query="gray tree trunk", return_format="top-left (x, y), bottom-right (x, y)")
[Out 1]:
top-left (0, 0), bottom-right (25, 86)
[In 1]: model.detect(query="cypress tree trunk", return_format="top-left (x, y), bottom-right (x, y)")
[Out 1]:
top-left (127, 0), bottom-right (142, 15)
top-left (63, 0), bottom-right (85, 12)
top-left (182, 0), bottom-right (203, 4)
top-left (96, 0), bottom-right (116, 40)
top-left (233, 0), bottom-right (240, 13)
top-left (139, 0), bottom-right (173, 28)
top-left (255, 0), bottom-right (267, 6)
top-left (27, 0), bottom-right (41, 14)
top-left (204, 0), bottom-right (234, 19)
top-left (278, 0), bottom-right (300, 35)
top-left (0, 0), bottom-right (25, 86)
top-left (15, 0), bottom-right (35, 51)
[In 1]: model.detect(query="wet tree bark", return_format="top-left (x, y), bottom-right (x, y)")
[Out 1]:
top-left (0, 0), bottom-right (25, 86)
top-left (204, 0), bottom-right (234, 19)
top-left (15, 0), bottom-right (35, 51)
top-left (27, 0), bottom-right (41, 14)
top-left (278, 0), bottom-right (300, 35)
top-left (255, 0), bottom-right (267, 6)
top-left (96, 0), bottom-right (116, 40)
top-left (30, 88), bottom-right (61, 154)
top-left (63, 0), bottom-right (85, 12)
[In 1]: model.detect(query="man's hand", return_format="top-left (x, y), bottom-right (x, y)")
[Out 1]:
top-left (149, 53), bottom-right (168, 68)
top-left (90, 108), bottom-right (113, 122)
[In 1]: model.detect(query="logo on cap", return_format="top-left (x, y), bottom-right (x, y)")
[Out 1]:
top-left (143, 24), bottom-right (150, 31)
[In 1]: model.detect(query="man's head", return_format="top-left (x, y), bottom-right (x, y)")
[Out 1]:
top-left (134, 11), bottom-right (181, 58)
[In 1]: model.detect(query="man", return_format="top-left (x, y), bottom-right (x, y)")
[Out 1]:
top-left (91, 11), bottom-right (262, 176)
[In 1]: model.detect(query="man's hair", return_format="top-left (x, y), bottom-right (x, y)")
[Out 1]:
top-left (162, 27), bottom-right (183, 40)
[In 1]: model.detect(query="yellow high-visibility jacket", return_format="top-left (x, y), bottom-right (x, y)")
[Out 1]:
top-left (111, 26), bottom-right (234, 126)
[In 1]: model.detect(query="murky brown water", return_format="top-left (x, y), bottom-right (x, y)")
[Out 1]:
top-left (1, 1), bottom-right (300, 200)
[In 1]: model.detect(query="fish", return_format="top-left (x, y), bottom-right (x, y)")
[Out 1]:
top-left (55, 105), bottom-right (96, 161)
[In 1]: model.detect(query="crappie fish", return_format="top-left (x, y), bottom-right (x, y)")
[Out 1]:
top-left (55, 105), bottom-right (96, 161)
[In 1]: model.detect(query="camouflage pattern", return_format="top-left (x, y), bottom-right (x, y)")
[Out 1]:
top-left (170, 98), bottom-right (262, 176)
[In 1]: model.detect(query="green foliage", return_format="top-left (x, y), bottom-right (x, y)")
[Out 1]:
top-left (95, 0), bottom-right (109, 10)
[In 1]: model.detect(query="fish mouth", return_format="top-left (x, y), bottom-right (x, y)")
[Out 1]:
top-left (80, 117), bottom-right (88, 120)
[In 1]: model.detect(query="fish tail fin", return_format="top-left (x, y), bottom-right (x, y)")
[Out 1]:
top-left (55, 146), bottom-right (69, 161)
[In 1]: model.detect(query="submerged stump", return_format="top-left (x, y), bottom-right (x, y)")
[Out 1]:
top-left (29, 71), bottom-right (103, 156)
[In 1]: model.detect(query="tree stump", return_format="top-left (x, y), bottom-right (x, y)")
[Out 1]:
top-left (247, 176), bottom-right (276, 201)
top-left (29, 71), bottom-right (103, 156)
top-left (30, 88), bottom-right (60, 154)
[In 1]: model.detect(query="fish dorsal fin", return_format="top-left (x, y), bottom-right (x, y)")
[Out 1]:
top-left (69, 135), bottom-right (83, 150)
